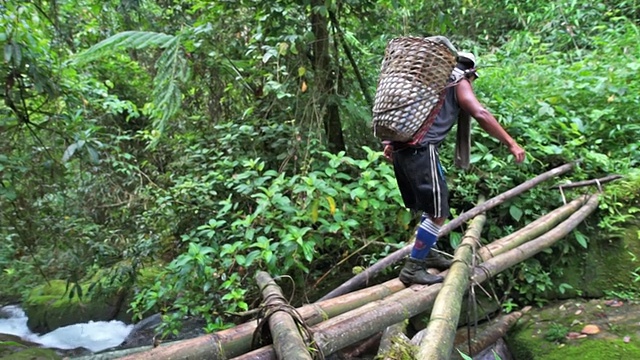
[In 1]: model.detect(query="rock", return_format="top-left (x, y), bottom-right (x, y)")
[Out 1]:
top-left (566, 332), bottom-right (586, 340)
top-left (120, 313), bottom-right (162, 348)
top-left (0, 333), bottom-right (42, 348)
top-left (0, 333), bottom-right (63, 359)
top-left (581, 324), bottom-right (600, 335)
top-left (473, 338), bottom-right (513, 360)
top-left (22, 280), bottom-right (132, 334)
top-left (0, 308), bottom-right (13, 319)
top-left (22, 266), bottom-right (163, 334)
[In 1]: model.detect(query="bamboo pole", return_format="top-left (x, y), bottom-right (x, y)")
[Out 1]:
top-left (119, 279), bottom-right (405, 360)
top-left (477, 195), bottom-right (588, 261)
top-left (416, 203), bottom-right (487, 360)
top-left (472, 194), bottom-right (599, 282)
top-left (254, 272), bottom-right (313, 360)
top-left (318, 162), bottom-right (578, 301)
top-left (231, 193), bottom-right (598, 360)
top-left (550, 174), bottom-right (622, 189)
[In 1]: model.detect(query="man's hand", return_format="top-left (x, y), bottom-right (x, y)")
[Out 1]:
top-left (383, 144), bottom-right (394, 163)
top-left (509, 143), bottom-right (526, 163)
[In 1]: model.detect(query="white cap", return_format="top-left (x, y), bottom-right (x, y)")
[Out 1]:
top-left (457, 52), bottom-right (478, 78)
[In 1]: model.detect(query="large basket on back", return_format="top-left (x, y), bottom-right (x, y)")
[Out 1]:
top-left (372, 36), bottom-right (458, 143)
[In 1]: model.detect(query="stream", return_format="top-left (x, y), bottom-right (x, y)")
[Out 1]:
top-left (0, 305), bottom-right (133, 353)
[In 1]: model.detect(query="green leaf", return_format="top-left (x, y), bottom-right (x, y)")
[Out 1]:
top-left (574, 231), bottom-right (588, 249)
top-left (509, 205), bottom-right (523, 222)
top-left (4, 43), bottom-right (12, 63)
top-left (12, 43), bottom-right (21, 65)
top-left (86, 145), bottom-right (100, 164)
top-left (62, 143), bottom-right (78, 163)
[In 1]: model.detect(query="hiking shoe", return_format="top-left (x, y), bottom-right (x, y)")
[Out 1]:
top-left (399, 257), bottom-right (444, 286)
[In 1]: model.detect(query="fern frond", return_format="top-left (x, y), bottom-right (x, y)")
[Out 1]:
top-left (73, 30), bottom-right (192, 147)
top-left (148, 37), bottom-right (190, 141)
top-left (72, 31), bottom-right (176, 65)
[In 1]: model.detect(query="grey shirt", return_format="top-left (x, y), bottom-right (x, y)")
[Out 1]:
top-left (417, 84), bottom-right (461, 147)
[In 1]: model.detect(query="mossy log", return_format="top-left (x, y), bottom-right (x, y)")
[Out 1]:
top-left (254, 271), bottom-right (313, 360)
top-left (119, 279), bottom-right (405, 360)
top-left (319, 162), bottom-right (578, 301)
top-left (416, 201), bottom-right (486, 360)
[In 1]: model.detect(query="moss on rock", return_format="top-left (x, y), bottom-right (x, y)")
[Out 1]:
top-left (545, 221), bottom-right (640, 300)
top-left (22, 280), bottom-right (127, 334)
top-left (508, 327), bottom-right (640, 360)
top-left (22, 265), bottom-right (164, 334)
top-left (0, 339), bottom-right (61, 360)
top-left (506, 298), bottom-right (640, 360)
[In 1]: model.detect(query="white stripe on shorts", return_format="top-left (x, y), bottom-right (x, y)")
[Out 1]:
top-left (429, 144), bottom-right (442, 218)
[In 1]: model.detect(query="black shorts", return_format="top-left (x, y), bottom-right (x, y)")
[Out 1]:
top-left (392, 144), bottom-right (449, 218)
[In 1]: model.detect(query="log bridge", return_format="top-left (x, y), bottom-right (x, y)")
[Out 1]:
top-left (117, 163), bottom-right (620, 360)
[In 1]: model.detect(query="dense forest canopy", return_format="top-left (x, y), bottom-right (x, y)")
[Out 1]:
top-left (1, 0), bottom-right (639, 334)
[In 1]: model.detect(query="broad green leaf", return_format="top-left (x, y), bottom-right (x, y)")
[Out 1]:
top-left (62, 143), bottom-right (78, 163)
top-left (509, 205), bottom-right (523, 222)
top-left (574, 231), bottom-right (588, 249)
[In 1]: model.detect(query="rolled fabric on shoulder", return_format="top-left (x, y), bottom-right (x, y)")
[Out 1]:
top-left (455, 111), bottom-right (471, 170)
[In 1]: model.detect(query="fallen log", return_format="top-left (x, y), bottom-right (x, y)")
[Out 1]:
top-left (119, 279), bottom-right (405, 360)
top-left (451, 308), bottom-right (528, 359)
top-left (477, 195), bottom-right (588, 261)
top-left (318, 162), bottom-right (578, 301)
top-left (254, 271), bottom-right (313, 360)
top-left (231, 193), bottom-right (599, 360)
top-left (416, 202), bottom-right (487, 360)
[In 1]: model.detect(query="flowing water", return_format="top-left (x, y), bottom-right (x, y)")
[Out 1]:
top-left (0, 305), bottom-right (133, 352)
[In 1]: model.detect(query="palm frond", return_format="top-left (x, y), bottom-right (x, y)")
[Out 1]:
top-left (72, 31), bottom-right (176, 65)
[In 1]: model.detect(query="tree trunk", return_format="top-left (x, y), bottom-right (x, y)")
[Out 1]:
top-left (319, 162), bottom-right (578, 301)
top-left (416, 201), bottom-right (487, 360)
top-left (310, 0), bottom-right (345, 153)
top-left (254, 272), bottom-right (313, 360)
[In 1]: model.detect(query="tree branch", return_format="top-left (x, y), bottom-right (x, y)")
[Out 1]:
top-left (328, 10), bottom-right (373, 109)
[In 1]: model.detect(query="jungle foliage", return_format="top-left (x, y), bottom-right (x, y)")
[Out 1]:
top-left (1, 0), bottom-right (639, 335)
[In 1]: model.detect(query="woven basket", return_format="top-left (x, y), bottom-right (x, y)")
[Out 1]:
top-left (372, 36), bottom-right (458, 143)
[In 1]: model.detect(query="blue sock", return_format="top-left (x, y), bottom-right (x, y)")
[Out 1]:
top-left (410, 217), bottom-right (441, 260)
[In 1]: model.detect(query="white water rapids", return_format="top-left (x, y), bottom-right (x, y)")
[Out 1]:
top-left (0, 305), bottom-right (133, 352)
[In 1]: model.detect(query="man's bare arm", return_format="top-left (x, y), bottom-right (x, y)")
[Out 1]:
top-left (456, 79), bottom-right (525, 163)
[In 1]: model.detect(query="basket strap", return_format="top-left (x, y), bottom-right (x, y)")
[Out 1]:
top-left (407, 89), bottom-right (447, 146)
